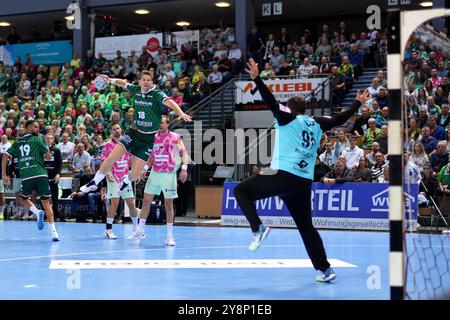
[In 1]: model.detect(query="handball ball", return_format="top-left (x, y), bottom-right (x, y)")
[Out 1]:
top-left (94, 76), bottom-right (108, 90)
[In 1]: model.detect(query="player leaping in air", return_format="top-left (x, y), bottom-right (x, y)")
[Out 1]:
top-left (80, 70), bottom-right (192, 194)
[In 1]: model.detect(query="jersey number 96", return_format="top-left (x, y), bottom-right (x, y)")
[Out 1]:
top-left (301, 131), bottom-right (316, 148)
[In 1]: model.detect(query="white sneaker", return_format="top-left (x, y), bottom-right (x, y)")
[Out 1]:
top-left (127, 230), bottom-right (145, 240)
top-left (103, 229), bottom-right (117, 239)
top-left (248, 224), bottom-right (270, 251)
top-left (80, 180), bottom-right (99, 193)
top-left (52, 230), bottom-right (60, 241)
top-left (165, 236), bottom-right (176, 246)
top-left (316, 267), bottom-right (337, 283)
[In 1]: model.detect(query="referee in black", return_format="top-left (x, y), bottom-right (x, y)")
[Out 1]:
top-left (44, 133), bottom-right (63, 221)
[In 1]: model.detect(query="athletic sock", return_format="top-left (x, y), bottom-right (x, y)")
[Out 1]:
top-left (131, 216), bottom-right (138, 226)
top-left (106, 217), bottom-right (114, 230)
top-left (93, 171), bottom-right (106, 185)
top-left (138, 219), bottom-right (146, 233)
top-left (49, 222), bottom-right (56, 233)
top-left (29, 205), bottom-right (40, 216)
top-left (167, 223), bottom-right (173, 238)
top-left (122, 174), bottom-right (131, 185)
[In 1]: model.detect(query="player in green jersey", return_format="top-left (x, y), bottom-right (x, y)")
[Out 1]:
top-left (80, 70), bottom-right (192, 194)
top-left (1, 120), bottom-right (60, 241)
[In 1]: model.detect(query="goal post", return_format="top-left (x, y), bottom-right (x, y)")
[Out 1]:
top-left (388, 7), bottom-right (450, 300)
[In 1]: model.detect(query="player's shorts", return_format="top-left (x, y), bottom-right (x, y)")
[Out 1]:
top-left (0, 180), bottom-right (4, 193)
top-left (20, 177), bottom-right (51, 199)
top-left (119, 128), bottom-right (155, 163)
top-left (144, 171), bottom-right (178, 199)
top-left (106, 180), bottom-right (134, 200)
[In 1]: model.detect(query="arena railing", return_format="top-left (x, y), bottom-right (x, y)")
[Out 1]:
top-left (170, 74), bottom-right (332, 129)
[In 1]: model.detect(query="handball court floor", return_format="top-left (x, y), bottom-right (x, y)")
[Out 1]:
top-left (0, 220), bottom-right (449, 300)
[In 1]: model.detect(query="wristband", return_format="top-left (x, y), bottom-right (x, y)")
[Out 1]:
top-left (144, 165), bottom-right (149, 171)
top-left (181, 164), bottom-right (188, 171)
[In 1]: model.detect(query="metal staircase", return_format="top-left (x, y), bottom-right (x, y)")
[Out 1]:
top-left (172, 75), bottom-right (334, 182)
top-left (175, 79), bottom-right (235, 140)
top-left (338, 68), bottom-right (386, 111)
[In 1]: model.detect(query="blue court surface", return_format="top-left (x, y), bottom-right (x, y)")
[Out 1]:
top-left (0, 221), bottom-right (448, 300)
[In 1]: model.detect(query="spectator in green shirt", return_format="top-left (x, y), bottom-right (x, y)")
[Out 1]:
top-left (362, 118), bottom-right (381, 148)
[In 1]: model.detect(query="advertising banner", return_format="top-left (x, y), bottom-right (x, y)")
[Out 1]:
top-left (0, 40), bottom-right (73, 66)
top-left (221, 182), bottom-right (418, 231)
top-left (171, 30), bottom-right (200, 52)
top-left (95, 33), bottom-right (163, 60)
top-left (235, 78), bottom-right (330, 111)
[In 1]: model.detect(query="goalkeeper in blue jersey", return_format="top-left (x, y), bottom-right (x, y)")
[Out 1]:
top-left (234, 58), bottom-right (370, 282)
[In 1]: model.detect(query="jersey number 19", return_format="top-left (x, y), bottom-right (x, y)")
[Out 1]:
top-left (19, 144), bottom-right (30, 157)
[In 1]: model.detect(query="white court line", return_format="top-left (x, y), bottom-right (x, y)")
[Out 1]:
top-left (0, 243), bottom-right (375, 263)
top-left (49, 259), bottom-right (357, 269)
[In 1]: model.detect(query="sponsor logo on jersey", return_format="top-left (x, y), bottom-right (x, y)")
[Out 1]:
top-left (135, 120), bottom-right (153, 127)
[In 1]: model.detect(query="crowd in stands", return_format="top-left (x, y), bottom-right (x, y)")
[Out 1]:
top-left (247, 22), bottom-right (388, 106)
top-left (0, 21), bottom-right (244, 221)
top-left (310, 22), bottom-right (450, 216)
top-left (6, 18), bottom-right (447, 219)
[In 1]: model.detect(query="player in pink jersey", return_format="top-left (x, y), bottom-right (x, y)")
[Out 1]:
top-left (128, 115), bottom-right (189, 245)
top-left (99, 123), bottom-right (139, 239)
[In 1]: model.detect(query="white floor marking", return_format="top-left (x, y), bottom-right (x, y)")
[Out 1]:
top-left (0, 243), bottom-right (382, 263)
top-left (0, 243), bottom-right (447, 263)
top-left (49, 258), bottom-right (357, 269)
